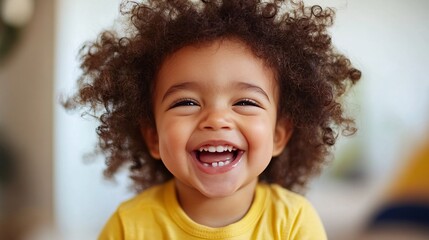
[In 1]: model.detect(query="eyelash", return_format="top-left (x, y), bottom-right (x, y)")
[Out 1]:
top-left (168, 98), bottom-right (261, 109)
top-left (234, 99), bottom-right (261, 107)
top-left (169, 98), bottom-right (199, 109)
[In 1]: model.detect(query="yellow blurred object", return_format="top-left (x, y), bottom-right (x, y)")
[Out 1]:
top-left (364, 135), bottom-right (429, 239)
top-left (387, 136), bottom-right (429, 202)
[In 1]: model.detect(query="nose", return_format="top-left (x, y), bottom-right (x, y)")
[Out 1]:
top-left (198, 107), bottom-right (233, 131)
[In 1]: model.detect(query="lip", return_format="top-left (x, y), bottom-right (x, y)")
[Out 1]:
top-left (190, 140), bottom-right (244, 175)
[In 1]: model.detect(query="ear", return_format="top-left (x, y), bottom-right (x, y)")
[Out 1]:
top-left (140, 126), bottom-right (161, 159)
top-left (272, 118), bottom-right (293, 157)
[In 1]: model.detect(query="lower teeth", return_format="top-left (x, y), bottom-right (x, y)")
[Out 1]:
top-left (203, 160), bottom-right (231, 167)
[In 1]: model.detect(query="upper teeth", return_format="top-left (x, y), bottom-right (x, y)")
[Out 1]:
top-left (199, 145), bottom-right (236, 152)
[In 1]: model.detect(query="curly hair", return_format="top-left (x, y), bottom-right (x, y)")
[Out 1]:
top-left (64, 0), bottom-right (361, 192)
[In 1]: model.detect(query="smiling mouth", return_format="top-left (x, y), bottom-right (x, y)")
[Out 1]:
top-left (194, 145), bottom-right (242, 168)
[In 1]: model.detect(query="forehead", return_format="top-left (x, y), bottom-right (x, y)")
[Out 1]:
top-left (155, 38), bottom-right (278, 92)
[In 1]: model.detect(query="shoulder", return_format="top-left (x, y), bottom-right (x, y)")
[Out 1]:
top-left (259, 183), bottom-right (327, 239)
top-left (117, 182), bottom-right (169, 215)
top-left (119, 184), bottom-right (166, 210)
top-left (261, 183), bottom-right (312, 211)
top-left (98, 181), bottom-right (175, 239)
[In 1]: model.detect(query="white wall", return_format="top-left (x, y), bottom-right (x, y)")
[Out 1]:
top-left (54, 1), bottom-right (132, 239)
top-left (54, 0), bottom-right (429, 239)
top-left (307, 1), bottom-right (429, 239)
top-left (335, 0), bottom-right (429, 178)
top-left (309, 0), bottom-right (429, 173)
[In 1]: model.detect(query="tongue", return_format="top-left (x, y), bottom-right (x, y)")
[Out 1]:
top-left (198, 152), bottom-right (234, 164)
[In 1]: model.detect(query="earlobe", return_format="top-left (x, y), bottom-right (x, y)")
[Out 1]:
top-left (140, 126), bottom-right (161, 159)
top-left (272, 118), bottom-right (293, 157)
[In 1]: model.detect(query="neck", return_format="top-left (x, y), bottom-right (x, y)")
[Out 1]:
top-left (174, 180), bottom-right (257, 228)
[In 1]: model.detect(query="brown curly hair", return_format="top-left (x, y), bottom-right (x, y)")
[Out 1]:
top-left (64, 0), bottom-right (361, 192)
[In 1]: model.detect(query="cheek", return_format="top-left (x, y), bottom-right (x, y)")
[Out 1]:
top-left (244, 119), bottom-right (275, 173)
top-left (156, 117), bottom-right (191, 154)
top-left (245, 117), bottom-right (275, 152)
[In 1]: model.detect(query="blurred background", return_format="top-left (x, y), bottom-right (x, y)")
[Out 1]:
top-left (0, 0), bottom-right (428, 239)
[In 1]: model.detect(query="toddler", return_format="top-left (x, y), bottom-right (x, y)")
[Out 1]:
top-left (65, 0), bottom-right (361, 239)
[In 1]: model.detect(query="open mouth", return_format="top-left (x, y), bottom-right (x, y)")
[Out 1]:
top-left (194, 145), bottom-right (243, 168)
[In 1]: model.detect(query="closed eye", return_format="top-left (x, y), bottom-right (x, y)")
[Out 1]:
top-left (233, 99), bottom-right (261, 107)
top-left (169, 98), bottom-right (199, 109)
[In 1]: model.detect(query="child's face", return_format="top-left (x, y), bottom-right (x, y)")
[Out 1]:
top-left (143, 39), bottom-right (291, 198)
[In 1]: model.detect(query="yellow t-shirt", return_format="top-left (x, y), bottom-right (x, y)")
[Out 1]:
top-left (98, 180), bottom-right (326, 239)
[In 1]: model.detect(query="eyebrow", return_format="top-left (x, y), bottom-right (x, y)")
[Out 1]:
top-left (235, 82), bottom-right (271, 103)
top-left (162, 82), bottom-right (199, 102)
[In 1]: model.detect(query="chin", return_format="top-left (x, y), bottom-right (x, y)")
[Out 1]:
top-left (196, 179), bottom-right (255, 199)
top-left (200, 189), bottom-right (238, 199)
